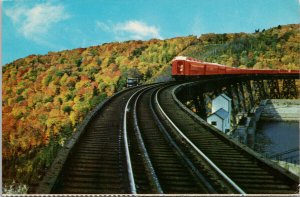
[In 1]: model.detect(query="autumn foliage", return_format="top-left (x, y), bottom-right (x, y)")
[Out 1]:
top-left (2, 24), bottom-right (299, 190)
top-left (181, 24), bottom-right (300, 70)
top-left (2, 36), bottom-right (195, 188)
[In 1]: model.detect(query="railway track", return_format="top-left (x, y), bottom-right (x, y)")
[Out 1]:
top-left (128, 86), bottom-right (214, 194)
top-left (50, 86), bottom-right (149, 194)
top-left (155, 84), bottom-right (299, 194)
top-left (37, 81), bottom-right (299, 194)
top-left (40, 83), bottom-right (237, 194)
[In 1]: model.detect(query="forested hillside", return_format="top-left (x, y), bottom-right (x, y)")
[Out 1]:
top-left (2, 36), bottom-right (196, 190)
top-left (2, 24), bottom-right (299, 191)
top-left (181, 24), bottom-right (299, 70)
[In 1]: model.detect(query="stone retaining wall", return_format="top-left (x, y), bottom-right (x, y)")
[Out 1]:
top-left (260, 99), bottom-right (300, 121)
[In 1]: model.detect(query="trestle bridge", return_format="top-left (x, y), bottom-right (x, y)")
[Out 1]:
top-left (36, 74), bottom-right (299, 194)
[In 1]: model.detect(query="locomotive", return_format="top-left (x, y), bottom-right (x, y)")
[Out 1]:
top-left (171, 56), bottom-right (299, 80)
top-left (126, 77), bottom-right (140, 87)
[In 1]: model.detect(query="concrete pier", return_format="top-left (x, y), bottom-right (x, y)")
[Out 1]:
top-left (260, 99), bottom-right (300, 121)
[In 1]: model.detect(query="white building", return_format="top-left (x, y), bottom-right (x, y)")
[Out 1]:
top-left (212, 93), bottom-right (232, 115)
top-left (207, 94), bottom-right (232, 133)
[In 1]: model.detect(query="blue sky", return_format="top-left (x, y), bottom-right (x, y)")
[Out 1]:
top-left (3, 0), bottom-right (300, 65)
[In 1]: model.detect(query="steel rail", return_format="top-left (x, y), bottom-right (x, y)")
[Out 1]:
top-left (123, 85), bottom-right (158, 194)
top-left (133, 87), bottom-right (164, 194)
top-left (36, 84), bottom-right (147, 194)
top-left (150, 86), bottom-right (217, 193)
top-left (124, 89), bottom-right (144, 194)
top-left (154, 86), bottom-right (246, 194)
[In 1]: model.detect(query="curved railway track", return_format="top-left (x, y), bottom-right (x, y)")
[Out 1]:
top-left (37, 81), bottom-right (299, 195)
top-left (52, 86), bottom-right (149, 194)
top-left (129, 86), bottom-right (213, 194)
top-left (155, 84), bottom-right (299, 194)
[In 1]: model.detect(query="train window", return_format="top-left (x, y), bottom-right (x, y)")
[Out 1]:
top-left (177, 61), bottom-right (184, 73)
top-left (179, 65), bottom-right (183, 72)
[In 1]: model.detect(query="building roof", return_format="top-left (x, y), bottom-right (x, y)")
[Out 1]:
top-left (212, 93), bottom-right (231, 103)
top-left (208, 108), bottom-right (229, 120)
top-left (220, 93), bottom-right (231, 101)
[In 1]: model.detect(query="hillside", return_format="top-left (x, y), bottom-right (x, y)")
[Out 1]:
top-left (181, 24), bottom-right (300, 69)
top-left (2, 24), bottom-right (300, 191)
top-left (2, 36), bottom-right (196, 190)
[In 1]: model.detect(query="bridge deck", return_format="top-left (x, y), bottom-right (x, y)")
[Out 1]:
top-left (36, 81), bottom-right (299, 194)
top-left (53, 88), bottom-right (141, 194)
top-left (156, 84), bottom-right (298, 194)
top-left (133, 87), bottom-right (209, 193)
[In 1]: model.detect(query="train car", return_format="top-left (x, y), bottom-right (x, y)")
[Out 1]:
top-left (171, 56), bottom-right (187, 77)
top-left (172, 56), bottom-right (206, 78)
top-left (273, 69), bottom-right (300, 75)
top-left (205, 63), bottom-right (220, 75)
top-left (258, 69), bottom-right (270, 75)
top-left (290, 70), bottom-right (300, 74)
top-left (218, 65), bottom-right (226, 75)
top-left (240, 68), bottom-right (252, 75)
top-left (268, 69), bottom-right (278, 74)
top-left (189, 62), bottom-right (205, 75)
top-left (225, 66), bottom-right (234, 75)
top-left (172, 56), bottom-right (300, 79)
top-left (231, 67), bottom-right (240, 75)
top-left (126, 77), bottom-right (140, 87)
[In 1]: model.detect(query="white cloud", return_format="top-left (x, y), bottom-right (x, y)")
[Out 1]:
top-left (114, 20), bottom-right (161, 40)
top-left (5, 2), bottom-right (69, 46)
top-left (5, 5), bottom-right (26, 23)
top-left (96, 20), bottom-right (162, 40)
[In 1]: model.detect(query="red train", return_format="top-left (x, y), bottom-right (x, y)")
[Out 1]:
top-left (171, 56), bottom-right (300, 79)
